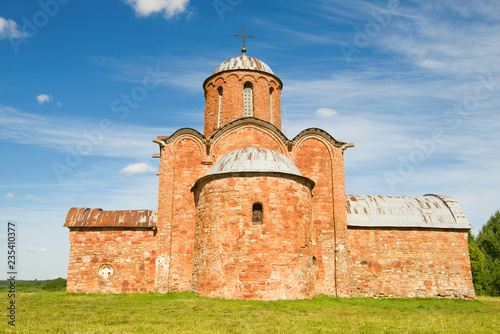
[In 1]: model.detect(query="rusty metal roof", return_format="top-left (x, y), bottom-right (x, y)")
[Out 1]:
top-left (64, 207), bottom-right (157, 229)
top-left (207, 147), bottom-right (302, 176)
top-left (212, 54), bottom-right (274, 76)
top-left (346, 194), bottom-right (471, 229)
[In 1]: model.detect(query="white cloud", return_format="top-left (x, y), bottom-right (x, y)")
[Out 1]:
top-left (120, 162), bottom-right (157, 175)
top-left (89, 54), bottom-right (212, 93)
top-left (0, 16), bottom-right (23, 39)
top-left (5, 192), bottom-right (14, 198)
top-left (0, 106), bottom-right (175, 160)
top-left (369, 1), bottom-right (500, 79)
top-left (56, 101), bottom-right (63, 107)
top-left (28, 247), bottom-right (48, 252)
top-left (25, 194), bottom-right (35, 199)
top-left (315, 107), bottom-right (337, 118)
top-left (126, 0), bottom-right (190, 19)
top-left (36, 94), bottom-right (53, 104)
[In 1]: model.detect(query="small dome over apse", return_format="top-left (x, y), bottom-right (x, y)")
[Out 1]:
top-left (208, 147), bottom-right (302, 176)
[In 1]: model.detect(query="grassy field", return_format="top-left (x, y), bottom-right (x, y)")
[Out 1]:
top-left (2, 292), bottom-right (500, 333)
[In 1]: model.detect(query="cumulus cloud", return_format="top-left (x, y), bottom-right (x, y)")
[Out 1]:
top-left (0, 16), bottom-right (23, 39)
top-left (28, 247), bottom-right (48, 252)
top-left (25, 194), bottom-right (35, 199)
top-left (56, 101), bottom-right (63, 107)
top-left (4, 192), bottom-right (14, 198)
top-left (36, 94), bottom-right (53, 104)
top-left (120, 162), bottom-right (157, 175)
top-left (125, 0), bottom-right (190, 19)
top-left (315, 107), bottom-right (338, 118)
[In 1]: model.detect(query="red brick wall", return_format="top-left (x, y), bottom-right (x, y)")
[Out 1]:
top-left (204, 71), bottom-right (282, 136)
top-left (156, 126), bottom-right (352, 298)
top-left (156, 125), bottom-right (292, 294)
top-left (348, 228), bottom-right (475, 298)
top-left (292, 136), bottom-right (350, 297)
top-left (211, 125), bottom-right (287, 158)
top-left (192, 174), bottom-right (314, 300)
top-left (66, 229), bottom-right (156, 293)
top-left (156, 137), bottom-right (208, 292)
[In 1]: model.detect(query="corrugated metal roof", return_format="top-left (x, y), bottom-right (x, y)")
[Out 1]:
top-left (346, 194), bottom-right (471, 229)
top-left (212, 54), bottom-right (274, 76)
top-left (207, 147), bottom-right (302, 176)
top-left (64, 207), bottom-right (157, 229)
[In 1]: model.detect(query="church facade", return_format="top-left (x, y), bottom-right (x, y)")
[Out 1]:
top-left (64, 49), bottom-right (475, 300)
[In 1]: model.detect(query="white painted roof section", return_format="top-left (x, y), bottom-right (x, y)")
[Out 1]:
top-left (208, 147), bottom-right (302, 176)
top-left (213, 54), bottom-right (275, 76)
top-left (346, 194), bottom-right (472, 229)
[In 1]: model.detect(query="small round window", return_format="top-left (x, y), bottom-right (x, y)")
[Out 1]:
top-left (98, 264), bottom-right (113, 279)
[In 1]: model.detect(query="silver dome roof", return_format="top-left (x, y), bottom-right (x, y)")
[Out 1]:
top-left (212, 54), bottom-right (274, 76)
top-left (208, 147), bottom-right (302, 176)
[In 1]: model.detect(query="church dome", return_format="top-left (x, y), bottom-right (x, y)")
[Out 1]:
top-left (212, 53), bottom-right (275, 76)
top-left (208, 147), bottom-right (302, 176)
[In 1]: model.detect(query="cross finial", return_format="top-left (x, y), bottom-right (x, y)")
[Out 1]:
top-left (234, 25), bottom-right (254, 54)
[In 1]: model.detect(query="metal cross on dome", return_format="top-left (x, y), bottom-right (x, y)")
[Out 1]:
top-left (235, 25), bottom-right (254, 54)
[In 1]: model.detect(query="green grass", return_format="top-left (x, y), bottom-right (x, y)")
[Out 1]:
top-left (3, 292), bottom-right (500, 333)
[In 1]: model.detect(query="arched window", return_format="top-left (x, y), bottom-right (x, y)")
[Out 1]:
top-left (312, 256), bottom-right (317, 266)
top-left (243, 82), bottom-right (253, 117)
top-left (217, 87), bottom-right (223, 128)
top-left (252, 203), bottom-right (263, 225)
top-left (269, 88), bottom-right (274, 123)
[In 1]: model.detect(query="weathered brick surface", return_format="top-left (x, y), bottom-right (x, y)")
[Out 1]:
top-left (192, 174), bottom-right (314, 300)
top-left (211, 124), bottom-right (287, 158)
top-left (66, 229), bottom-right (156, 293)
top-left (204, 71), bottom-right (282, 136)
top-left (348, 228), bottom-right (475, 298)
top-left (155, 126), bottom-right (290, 294)
top-left (65, 54), bottom-right (475, 300)
top-left (291, 136), bottom-right (351, 297)
top-left (156, 137), bottom-right (208, 292)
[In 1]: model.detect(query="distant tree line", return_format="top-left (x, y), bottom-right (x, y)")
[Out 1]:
top-left (0, 277), bottom-right (66, 292)
top-left (469, 210), bottom-right (500, 296)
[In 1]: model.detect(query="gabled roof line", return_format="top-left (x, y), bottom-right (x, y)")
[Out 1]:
top-left (153, 118), bottom-right (354, 151)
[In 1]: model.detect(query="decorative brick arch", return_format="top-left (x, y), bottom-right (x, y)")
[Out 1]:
top-left (214, 76), bottom-right (225, 85)
top-left (171, 135), bottom-right (205, 157)
top-left (224, 73), bottom-right (240, 83)
top-left (240, 74), bottom-right (257, 84)
top-left (160, 128), bottom-right (205, 148)
top-left (210, 119), bottom-right (289, 158)
top-left (291, 128), bottom-right (348, 151)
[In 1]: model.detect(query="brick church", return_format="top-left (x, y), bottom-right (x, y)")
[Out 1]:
top-left (64, 43), bottom-right (475, 299)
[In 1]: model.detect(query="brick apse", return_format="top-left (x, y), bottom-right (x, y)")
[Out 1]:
top-left (64, 49), bottom-right (475, 299)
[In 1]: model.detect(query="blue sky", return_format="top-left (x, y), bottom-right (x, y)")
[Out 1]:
top-left (1, 0), bottom-right (499, 279)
